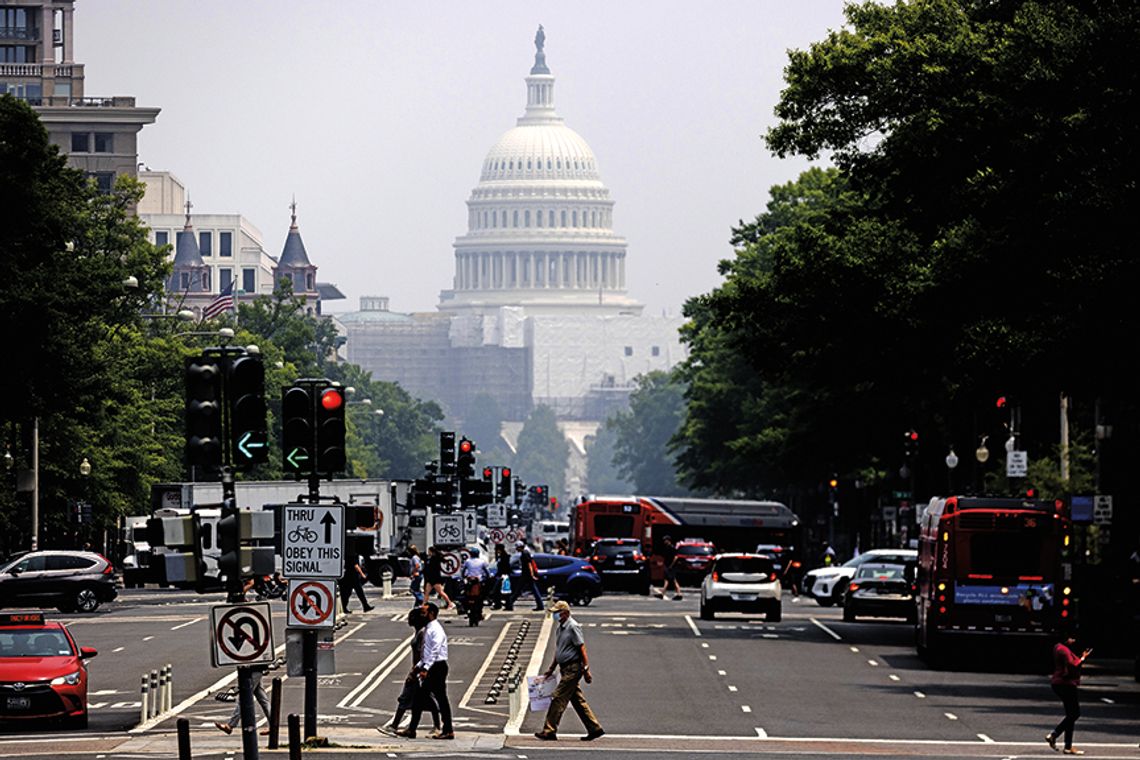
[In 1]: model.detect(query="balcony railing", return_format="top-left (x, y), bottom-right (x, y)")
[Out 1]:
top-left (0, 62), bottom-right (82, 78)
top-left (22, 95), bottom-right (136, 108)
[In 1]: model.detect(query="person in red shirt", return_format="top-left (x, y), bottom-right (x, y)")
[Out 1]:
top-left (1045, 635), bottom-right (1091, 754)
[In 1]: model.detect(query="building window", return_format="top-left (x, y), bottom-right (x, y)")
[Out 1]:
top-left (492, 211), bottom-right (497, 228)
top-left (307, 273), bottom-right (314, 291)
top-left (242, 268), bottom-right (256, 293)
top-left (524, 210), bottom-right (531, 227)
top-left (549, 210), bottom-right (555, 227)
top-left (501, 210), bottom-right (507, 227)
top-left (624, 346), bottom-right (633, 357)
top-left (536, 209), bottom-right (542, 227)
top-left (561, 210), bottom-right (567, 227)
top-left (219, 231), bottom-right (232, 257)
top-left (199, 231), bottom-right (212, 257)
top-left (93, 133), bottom-right (113, 153)
top-left (202, 269), bottom-right (211, 290)
top-left (652, 346), bottom-right (661, 357)
top-left (219, 268), bottom-right (233, 292)
top-left (513, 210), bottom-right (519, 227)
top-left (71, 132), bottom-right (90, 152)
top-left (155, 231), bottom-right (169, 248)
top-left (572, 210), bottom-right (578, 227)
top-left (180, 271), bottom-right (190, 290)
top-left (90, 172), bottom-right (113, 193)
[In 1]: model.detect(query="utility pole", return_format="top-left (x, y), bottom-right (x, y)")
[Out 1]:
top-left (1060, 392), bottom-right (1071, 482)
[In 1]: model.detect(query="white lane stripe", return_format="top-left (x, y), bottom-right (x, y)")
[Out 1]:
top-left (754, 727), bottom-right (768, 738)
top-left (914, 691), bottom-right (926, 699)
top-left (945, 712), bottom-right (958, 720)
top-left (701, 642), bottom-right (709, 648)
top-left (708, 654), bottom-right (717, 661)
top-left (142, 636), bottom-right (154, 641)
top-left (741, 705), bottom-right (752, 713)
top-left (867, 659), bottom-right (879, 667)
top-left (978, 733), bottom-right (994, 743)
top-left (728, 685), bottom-right (738, 692)
top-left (811, 617), bottom-right (842, 640)
top-left (1101, 697), bottom-right (1115, 704)
top-left (458, 621), bottom-right (512, 710)
top-left (889, 674), bottom-right (900, 681)
top-left (849, 646), bottom-right (860, 653)
top-left (339, 634), bottom-right (413, 709)
top-left (717, 669), bottom-right (726, 676)
top-left (684, 614), bottom-right (701, 637)
top-left (112, 646), bottom-right (125, 653)
top-left (170, 617), bottom-right (203, 631)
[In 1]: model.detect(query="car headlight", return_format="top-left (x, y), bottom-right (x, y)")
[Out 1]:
top-left (51, 671), bottom-right (81, 686)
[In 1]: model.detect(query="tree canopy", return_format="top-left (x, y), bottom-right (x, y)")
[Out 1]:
top-left (609, 371), bottom-right (689, 496)
top-left (513, 405), bottom-right (569, 498)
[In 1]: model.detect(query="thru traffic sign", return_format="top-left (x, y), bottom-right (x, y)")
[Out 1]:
top-left (282, 503), bottom-right (345, 579)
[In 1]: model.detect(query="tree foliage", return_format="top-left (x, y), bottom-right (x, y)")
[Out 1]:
top-left (584, 422), bottom-right (631, 496)
top-left (513, 406), bottom-right (568, 497)
top-left (609, 371), bottom-right (688, 496)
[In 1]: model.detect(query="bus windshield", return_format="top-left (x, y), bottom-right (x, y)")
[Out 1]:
top-left (962, 532), bottom-right (1049, 577)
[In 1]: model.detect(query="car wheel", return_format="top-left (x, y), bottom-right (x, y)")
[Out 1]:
top-left (74, 587), bottom-right (101, 613)
top-left (699, 599), bottom-right (714, 620)
top-left (843, 604), bottom-right (856, 622)
top-left (568, 582), bottom-right (594, 607)
top-left (766, 603), bottom-right (782, 623)
top-left (832, 580), bottom-right (849, 606)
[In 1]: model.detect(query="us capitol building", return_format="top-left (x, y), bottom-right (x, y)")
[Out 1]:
top-left (339, 28), bottom-right (686, 474)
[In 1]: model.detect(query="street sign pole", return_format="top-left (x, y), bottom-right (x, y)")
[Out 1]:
top-left (304, 453), bottom-right (323, 740)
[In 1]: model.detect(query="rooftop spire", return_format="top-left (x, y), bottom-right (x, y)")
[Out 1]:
top-left (183, 196), bottom-right (193, 229)
top-left (290, 195), bottom-right (298, 229)
top-left (530, 24), bottom-right (549, 74)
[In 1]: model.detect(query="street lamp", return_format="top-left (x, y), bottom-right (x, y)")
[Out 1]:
top-left (975, 436), bottom-right (990, 463)
top-left (79, 457), bottom-right (92, 477)
top-left (945, 449), bottom-right (959, 493)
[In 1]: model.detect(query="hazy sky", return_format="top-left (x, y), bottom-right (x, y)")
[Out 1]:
top-left (78, 1), bottom-right (848, 316)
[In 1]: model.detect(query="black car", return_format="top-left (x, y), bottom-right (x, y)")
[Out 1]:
top-left (842, 562), bottom-right (916, 623)
top-left (505, 553), bottom-right (603, 606)
top-left (0, 551), bottom-right (118, 614)
top-left (588, 539), bottom-right (650, 594)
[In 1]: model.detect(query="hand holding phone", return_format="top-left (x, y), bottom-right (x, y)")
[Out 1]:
top-left (1081, 648), bottom-right (1093, 660)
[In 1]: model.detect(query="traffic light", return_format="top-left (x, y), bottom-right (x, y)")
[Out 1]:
top-left (828, 475), bottom-right (839, 504)
top-left (482, 466), bottom-right (494, 481)
top-left (440, 432), bottom-right (457, 477)
top-left (457, 437), bottom-right (476, 478)
top-left (903, 429), bottom-right (919, 459)
top-left (317, 386), bottom-right (346, 474)
top-left (146, 514), bottom-right (205, 584)
top-left (228, 353), bottom-right (268, 466)
top-left (217, 501), bottom-right (274, 590)
top-left (497, 467), bottom-right (512, 501)
top-left (282, 384), bottom-right (314, 475)
top-left (185, 356), bottom-right (223, 469)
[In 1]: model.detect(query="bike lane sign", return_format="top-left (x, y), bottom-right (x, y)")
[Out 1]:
top-left (283, 503), bottom-right (345, 579)
top-left (433, 513), bottom-right (465, 546)
top-left (210, 602), bottom-right (275, 667)
top-left (287, 579), bottom-right (337, 629)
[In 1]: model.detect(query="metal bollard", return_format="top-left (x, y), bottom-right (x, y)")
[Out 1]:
top-left (381, 568), bottom-right (394, 600)
top-left (176, 717), bottom-right (192, 760)
top-left (148, 669), bottom-right (159, 719)
top-left (288, 712), bottom-right (302, 760)
top-left (165, 664), bottom-right (173, 713)
top-left (139, 674), bottom-right (148, 725)
top-left (508, 678), bottom-right (520, 718)
top-left (268, 676), bottom-right (282, 749)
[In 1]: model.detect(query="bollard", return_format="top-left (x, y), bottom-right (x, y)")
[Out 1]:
top-left (508, 678), bottom-right (520, 718)
top-left (158, 665), bottom-right (169, 715)
top-left (165, 664), bottom-right (173, 713)
top-left (148, 669), bottom-right (159, 719)
top-left (139, 674), bottom-right (148, 726)
top-left (267, 677), bottom-right (282, 749)
top-left (381, 568), bottom-right (394, 600)
top-left (176, 717), bottom-right (192, 760)
top-left (288, 712), bottom-right (302, 760)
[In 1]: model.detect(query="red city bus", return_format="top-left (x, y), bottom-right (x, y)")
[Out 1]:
top-left (570, 496), bottom-right (802, 583)
top-left (915, 496), bottom-right (1074, 661)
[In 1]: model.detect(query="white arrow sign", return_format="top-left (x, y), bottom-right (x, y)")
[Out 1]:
top-left (282, 503), bottom-right (345, 579)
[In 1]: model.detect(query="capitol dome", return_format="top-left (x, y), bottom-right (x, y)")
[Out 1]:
top-left (439, 26), bottom-right (641, 316)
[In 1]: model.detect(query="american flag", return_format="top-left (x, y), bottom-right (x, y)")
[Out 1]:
top-left (203, 280), bottom-right (235, 320)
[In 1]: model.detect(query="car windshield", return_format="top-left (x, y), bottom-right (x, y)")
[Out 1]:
top-left (715, 557), bottom-right (773, 575)
top-left (856, 564), bottom-right (906, 580)
top-left (0, 630), bottom-right (74, 657)
top-left (677, 545), bottom-right (714, 556)
top-left (594, 542), bottom-right (641, 557)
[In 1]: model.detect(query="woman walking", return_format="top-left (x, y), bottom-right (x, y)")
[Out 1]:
top-left (1045, 634), bottom-right (1091, 755)
top-left (424, 545), bottom-right (452, 609)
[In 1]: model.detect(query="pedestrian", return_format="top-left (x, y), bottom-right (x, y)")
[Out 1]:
top-left (396, 602), bottom-right (454, 740)
top-left (424, 545), bottom-right (452, 609)
top-left (214, 663), bottom-right (271, 736)
top-left (493, 543), bottom-right (514, 611)
top-left (340, 550), bottom-right (374, 613)
top-left (1045, 634), bottom-right (1092, 754)
top-left (533, 600), bottom-right (604, 742)
top-left (377, 606), bottom-right (439, 737)
top-left (819, 541), bottom-right (837, 567)
top-left (654, 535), bottom-right (682, 601)
top-left (556, 538), bottom-right (570, 555)
top-left (513, 541), bottom-right (544, 611)
top-left (407, 545), bottom-right (424, 606)
top-left (461, 547), bottom-right (491, 623)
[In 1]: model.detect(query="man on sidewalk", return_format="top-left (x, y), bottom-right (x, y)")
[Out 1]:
top-left (396, 602), bottom-right (454, 740)
top-left (534, 601), bottom-right (605, 742)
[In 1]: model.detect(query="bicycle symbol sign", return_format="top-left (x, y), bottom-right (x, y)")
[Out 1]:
top-left (287, 580), bottom-right (336, 629)
top-left (210, 602), bottom-right (274, 667)
top-left (282, 503), bottom-right (345, 579)
top-left (433, 514), bottom-right (465, 547)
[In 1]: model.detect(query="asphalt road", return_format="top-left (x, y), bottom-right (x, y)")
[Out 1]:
top-left (2, 585), bottom-right (1138, 758)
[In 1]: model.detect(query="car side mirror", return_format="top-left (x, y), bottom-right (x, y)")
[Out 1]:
top-left (80, 646), bottom-right (98, 659)
top-left (7, 568), bottom-right (18, 576)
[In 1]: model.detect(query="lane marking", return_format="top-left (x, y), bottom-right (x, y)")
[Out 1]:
top-left (978, 733), bottom-right (994, 743)
top-left (889, 674), bottom-right (900, 681)
top-left (170, 617), bottom-right (203, 631)
top-left (741, 705), bottom-right (752, 713)
top-left (867, 659), bottom-right (879, 667)
top-left (945, 712), bottom-right (958, 721)
top-left (459, 621), bottom-right (513, 712)
top-left (728, 685), bottom-right (738, 692)
top-left (717, 669), bottom-right (726, 676)
top-left (1101, 697), bottom-right (1115, 704)
top-left (339, 634), bottom-right (413, 709)
top-left (684, 615), bottom-right (701, 637)
top-left (914, 691), bottom-right (926, 699)
top-left (700, 642), bottom-right (709, 649)
top-left (708, 654), bottom-right (717, 661)
top-left (811, 617), bottom-right (842, 641)
top-left (849, 646), bottom-right (860, 653)
top-left (142, 635), bottom-right (154, 641)
top-left (755, 727), bottom-right (768, 738)
top-left (112, 646), bottom-right (125, 653)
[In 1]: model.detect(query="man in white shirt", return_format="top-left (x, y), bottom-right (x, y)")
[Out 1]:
top-left (397, 602), bottom-right (453, 740)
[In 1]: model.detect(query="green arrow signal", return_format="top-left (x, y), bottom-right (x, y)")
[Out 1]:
top-left (238, 431), bottom-right (267, 459)
top-left (286, 447), bottom-right (310, 470)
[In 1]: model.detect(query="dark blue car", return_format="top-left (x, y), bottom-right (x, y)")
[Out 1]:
top-left (505, 553), bottom-right (602, 606)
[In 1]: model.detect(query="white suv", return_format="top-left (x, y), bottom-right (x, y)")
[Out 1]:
top-left (699, 553), bottom-right (782, 622)
top-left (803, 548), bottom-right (917, 607)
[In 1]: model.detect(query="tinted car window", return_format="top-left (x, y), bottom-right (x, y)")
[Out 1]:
top-left (593, 541), bottom-right (642, 557)
top-left (0, 629), bottom-right (74, 657)
top-left (677, 545), bottom-right (714, 556)
top-left (856, 564), bottom-right (906, 580)
top-left (715, 557), bottom-right (773, 575)
top-left (47, 555), bottom-right (96, 571)
top-left (12, 555), bottom-right (47, 572)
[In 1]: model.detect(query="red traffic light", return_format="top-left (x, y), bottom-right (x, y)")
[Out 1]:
top-left (321, 388), bottom-right (343, 411)
top-left (483, 467), bottom-right (493, 479)
top-left (535, 486), bottom-right (545, 495)
top-left (502, 467), bottom-right (511, 478)
top-left (996, 396), bottom-right (1007, 408)
top-left (1026, 487), bottom-right (1036, 498)
top-left (459, 439), bottom-right (474, 454)
top-left (908, 430), bottom-right (919, 441)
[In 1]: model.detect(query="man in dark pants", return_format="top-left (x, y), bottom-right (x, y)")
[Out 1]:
top-left (1046, 634), bottom-right (1091, 754)
top-left (534, 600), bottom-right (604, 741)
top-left (397, 603), bottom-right (453, 740)
top-left (340, 551), bottom-right (374, 613)
top-left (513, 541), bottom-right (544, 611)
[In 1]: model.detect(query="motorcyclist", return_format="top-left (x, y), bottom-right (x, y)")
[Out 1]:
top-left (461, 548), bottom-right (491, 625)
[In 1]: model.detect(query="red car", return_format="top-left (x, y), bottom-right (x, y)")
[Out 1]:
top-left (673, 540), bottom-right (717, 585)
top-left (0, 612), bottom-right (98, 728)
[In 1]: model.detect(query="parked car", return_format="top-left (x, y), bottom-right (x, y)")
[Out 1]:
top-left (0, 612), bottom-right (98, 727)
top-left (588, 538), bottom-right (650, 594)
top-left (673, 540), bottom-right (717, 585)
top-left (803, 549), bottom-right (918, 607)
top-left (699, 553), bottom-right (782, 622)
top-left (842, 562), bottom-right (917, 623)
top-left (0, 551), bottom-right (118, 614)
top-left (507, 552), bottom-right (602, 606)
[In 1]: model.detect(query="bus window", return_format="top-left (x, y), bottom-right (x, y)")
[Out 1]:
top-left (593, 515), bottom-right (634, 538)
top-left (966, 533), bottom-right (1046, 577)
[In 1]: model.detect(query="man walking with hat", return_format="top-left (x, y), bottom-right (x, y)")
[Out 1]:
top-left (534, 600), bottom-right (604, 742)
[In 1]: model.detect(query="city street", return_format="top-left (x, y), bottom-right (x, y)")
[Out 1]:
top-left (1, 586), bottom-right (1138, 758)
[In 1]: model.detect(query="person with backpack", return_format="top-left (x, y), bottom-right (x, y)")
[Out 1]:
top-left (513, 541), bottom-right (544, 611)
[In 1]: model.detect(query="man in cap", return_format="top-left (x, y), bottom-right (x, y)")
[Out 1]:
top-left (533, 600), bottom-right (604, 742)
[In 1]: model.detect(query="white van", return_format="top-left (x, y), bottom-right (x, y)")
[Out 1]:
top-left (536, 520), bottom-right (569, 551)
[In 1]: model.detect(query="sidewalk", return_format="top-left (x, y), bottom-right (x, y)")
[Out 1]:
top-left (115, 727), bottom-right (506, 755)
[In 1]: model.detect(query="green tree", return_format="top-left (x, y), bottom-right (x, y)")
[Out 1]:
top-left (513, 405), bottom-right (568, 497)
top-left (609, 371), bottom-right (688, 496)
top-left (584, 422), bottom-right (631, 495)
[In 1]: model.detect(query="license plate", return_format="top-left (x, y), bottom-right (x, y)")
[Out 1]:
top-left (6, 696), bottom-right (31, 710)
top-left (614, 559), bottom-right (625, 566)
top-left (995, 614), bottom-right (1012, 623)
top-left (730, 593), bottom-right (757, 601)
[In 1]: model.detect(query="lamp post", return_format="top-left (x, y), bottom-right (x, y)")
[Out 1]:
top-left (945, 449), bottom-right (959, 493)
top-left (79, 457), bottom-right (92, 549)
